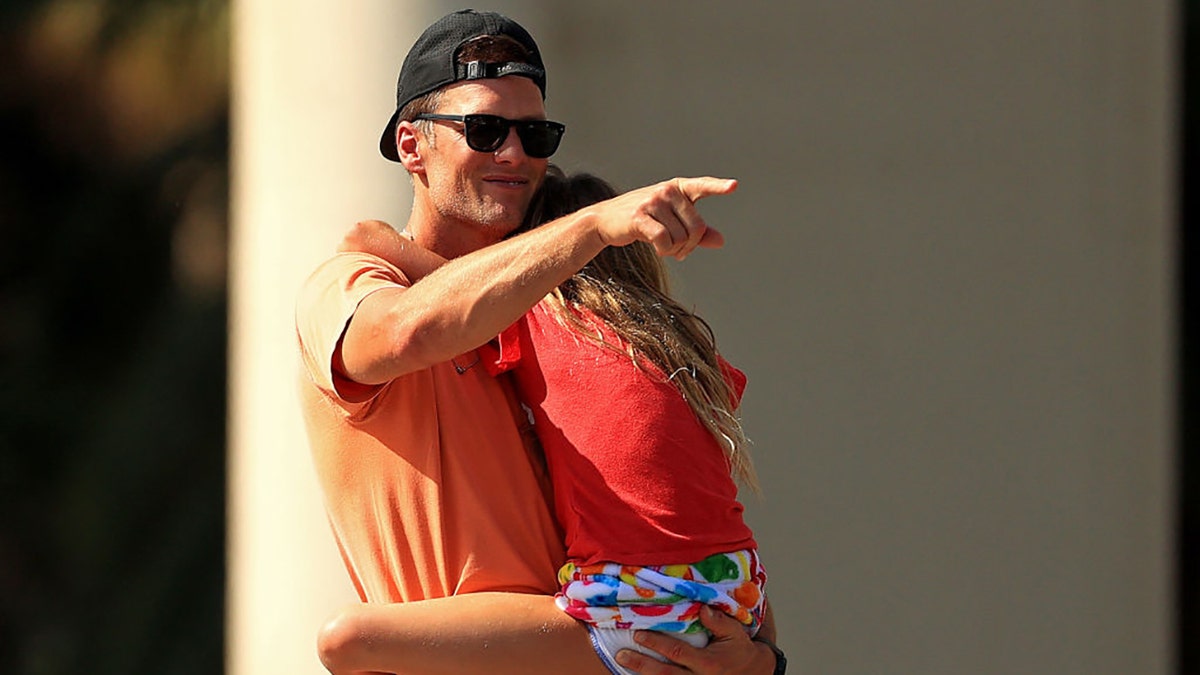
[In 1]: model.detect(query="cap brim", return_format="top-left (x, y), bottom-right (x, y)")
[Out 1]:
top-left (380, 110), bottom-right (401, 162)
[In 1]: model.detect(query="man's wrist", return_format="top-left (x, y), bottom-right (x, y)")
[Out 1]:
top-left (752, 636), bottom-right (787, 675)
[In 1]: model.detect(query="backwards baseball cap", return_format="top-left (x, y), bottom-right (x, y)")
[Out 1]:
top-left (379, 9), bottom-right (547, 162)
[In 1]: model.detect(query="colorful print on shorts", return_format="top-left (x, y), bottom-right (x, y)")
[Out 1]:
top-left (555, 548), bottom-right (767, 634)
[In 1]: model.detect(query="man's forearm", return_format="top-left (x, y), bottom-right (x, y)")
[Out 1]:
top-left (340, 176), bottom-right (732, 385)
top-left (340, 208), bottom-right (606, 384)
top-left (318, 594), bottom-right (609, 675)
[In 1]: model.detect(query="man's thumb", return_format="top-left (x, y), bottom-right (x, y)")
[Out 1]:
top-left (699, 605), bottom-right (742, 639)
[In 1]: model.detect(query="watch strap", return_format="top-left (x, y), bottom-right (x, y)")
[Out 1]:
top-left (752, 636), bottom-right (787, 675)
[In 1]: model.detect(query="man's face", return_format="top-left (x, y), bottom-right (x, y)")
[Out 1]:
top-left (416, 77), bottom-right (550, 244)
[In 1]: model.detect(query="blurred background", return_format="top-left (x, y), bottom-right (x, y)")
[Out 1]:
top-left (0, 1), bottom-right (1191, 674)
top-left (1, 1), bottom-right (227, 673)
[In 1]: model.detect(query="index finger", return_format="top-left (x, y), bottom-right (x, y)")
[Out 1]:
top-left (671, 177), bottom-right (735, 258)
top-left (675, 177), bottom-right (738, 203)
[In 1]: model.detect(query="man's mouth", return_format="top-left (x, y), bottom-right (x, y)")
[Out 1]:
top-left (483, 176), bottom-right (529, 188)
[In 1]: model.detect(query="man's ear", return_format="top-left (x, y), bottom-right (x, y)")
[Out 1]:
top-left (397, 121), bottom-right (424, 175)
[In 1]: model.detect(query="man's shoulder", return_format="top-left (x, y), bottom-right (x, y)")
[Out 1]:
top-left (304, 251), bottom-right (415, 290)
top-left (297, 252), bottom-right (414, 318)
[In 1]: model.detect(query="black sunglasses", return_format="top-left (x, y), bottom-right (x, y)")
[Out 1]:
top-left (415, 113), bottom-right (565, 159)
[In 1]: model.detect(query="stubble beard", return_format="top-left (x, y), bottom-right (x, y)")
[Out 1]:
top-left (437, 188), bottom-right (529, 241)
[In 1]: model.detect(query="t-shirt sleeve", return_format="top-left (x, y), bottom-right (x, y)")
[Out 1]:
top-left (717, 354), bottom-right (748, 407)
top-left (295, 252), bottom-right (413, 402)
top-left (478, 319), bottom-right (523, 376)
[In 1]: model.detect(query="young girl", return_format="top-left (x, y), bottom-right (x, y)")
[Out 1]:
top-left (322, 169), bottom-right (771, 675)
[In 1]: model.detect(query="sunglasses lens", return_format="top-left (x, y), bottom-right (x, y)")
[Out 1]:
top-left (457, 115), bottom-right (563, 158)
top-left (463, 116), bottom-right (508, 152)
top-left (516, 122), bottom-right (564, 159)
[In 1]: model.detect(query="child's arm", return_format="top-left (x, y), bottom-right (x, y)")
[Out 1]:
top-left (338, 219), bottom-right (448, 282)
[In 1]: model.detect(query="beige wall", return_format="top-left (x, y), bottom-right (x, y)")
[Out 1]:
top-left (230, 1), bottom-right (1176, 673)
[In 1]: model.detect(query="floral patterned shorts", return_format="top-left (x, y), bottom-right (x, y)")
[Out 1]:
top-left (555, 548), bottom-right (767, 634)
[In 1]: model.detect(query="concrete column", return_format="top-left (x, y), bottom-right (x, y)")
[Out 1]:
top-left (227, 1), bottom-right (423, 673)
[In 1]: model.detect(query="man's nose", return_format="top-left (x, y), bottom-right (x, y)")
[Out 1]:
top-left (491, 127), bottom-right (526, 163)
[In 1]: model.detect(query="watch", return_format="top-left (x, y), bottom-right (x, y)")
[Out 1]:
top-left (752, 636), bottom-right (787, 675)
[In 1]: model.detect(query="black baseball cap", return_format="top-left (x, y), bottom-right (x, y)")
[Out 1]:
top-left (379, 9), bottom-right (547, 162)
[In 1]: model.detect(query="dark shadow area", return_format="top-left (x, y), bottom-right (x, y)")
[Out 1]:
top-left (0, 1), bottom-right (228, 673)
top-left (1182, 0), bottom-right (1197, 672)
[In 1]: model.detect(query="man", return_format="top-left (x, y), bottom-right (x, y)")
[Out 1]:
top-left (296, 10), bottom-right (784, 675)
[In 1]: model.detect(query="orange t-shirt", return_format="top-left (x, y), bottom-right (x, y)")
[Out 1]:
top-left (295, 252), bottom-right (565, 603)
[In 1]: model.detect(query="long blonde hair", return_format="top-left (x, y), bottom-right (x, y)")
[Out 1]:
top-left (524, 168), bottom-right (758, 490)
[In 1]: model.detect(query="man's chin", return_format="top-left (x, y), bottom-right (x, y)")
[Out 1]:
top-left (479, 203), bottom-right (531, 236)
top-left (471, 213), bottom-right (525, 243)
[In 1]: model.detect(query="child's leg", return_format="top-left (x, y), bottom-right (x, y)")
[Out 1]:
top-left (587, 627), bottom-right (709, 675)
top-left (317, 591), bottom-right (612, 675)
